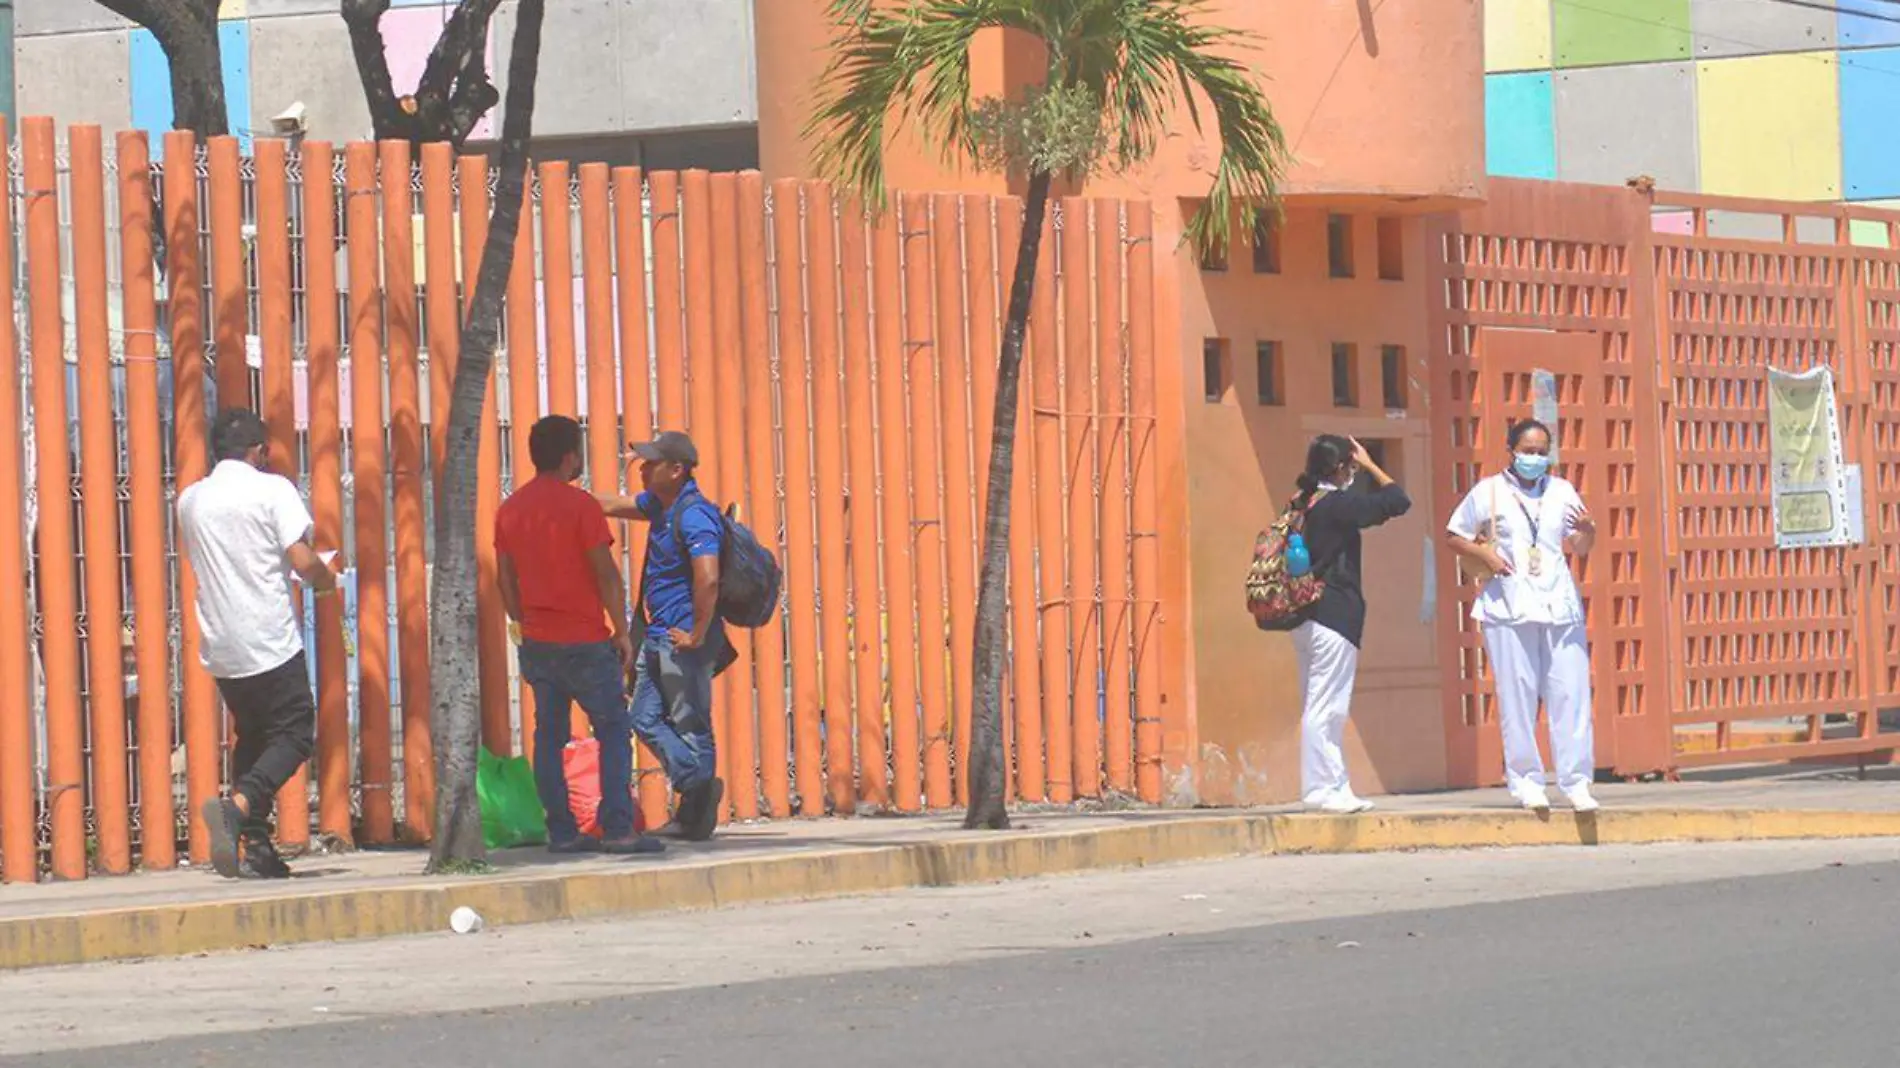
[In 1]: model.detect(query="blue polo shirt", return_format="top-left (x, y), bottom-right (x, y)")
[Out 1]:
top-left (638, 482), bottom-right (724, 633)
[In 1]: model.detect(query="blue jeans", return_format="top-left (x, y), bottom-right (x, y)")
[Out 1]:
top-left (518, 640), bottom-right (635, 842)
top-left (629, 632), bottom-right (718, 791)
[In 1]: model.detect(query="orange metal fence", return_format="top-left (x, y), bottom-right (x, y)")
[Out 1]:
top-left (0, 119), bottom-right (1179, 883)
top-left (1431, 179), bottom-right (1900, 785)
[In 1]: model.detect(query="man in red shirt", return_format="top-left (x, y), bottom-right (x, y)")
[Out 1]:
top-left (495, 415), bottom-right (660, 855)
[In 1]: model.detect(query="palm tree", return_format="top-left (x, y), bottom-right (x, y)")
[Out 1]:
top-left (809, 0), bottom-right (1290, 830)
top-left (427, 0), bottom-right (548, 871)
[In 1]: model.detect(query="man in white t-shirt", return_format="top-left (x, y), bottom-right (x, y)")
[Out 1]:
top-left (176, 409), bottom-right (339, 879)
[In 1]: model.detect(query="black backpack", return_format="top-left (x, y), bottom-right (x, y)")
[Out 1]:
top-left (673, 501), bottom-right (782, 629)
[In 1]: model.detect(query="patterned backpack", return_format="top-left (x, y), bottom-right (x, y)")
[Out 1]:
top-left (1246, 492), bottom-right (1328, 631)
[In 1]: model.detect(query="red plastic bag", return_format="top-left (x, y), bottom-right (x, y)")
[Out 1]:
top-left (564, 737), bottom-right (646, 838)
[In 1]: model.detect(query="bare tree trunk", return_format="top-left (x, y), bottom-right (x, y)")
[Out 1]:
top-left (964, 170), bottom-right (1053, 831)
top-left (96, 0), bottom-right (228, 137)
top-left (426, 0), bottom-right (547, 871)
top-left (342, 0), bottom-right (504, 147)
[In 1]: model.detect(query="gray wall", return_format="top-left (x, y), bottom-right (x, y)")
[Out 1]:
top-left (12, 0), bottom-right (758, 155)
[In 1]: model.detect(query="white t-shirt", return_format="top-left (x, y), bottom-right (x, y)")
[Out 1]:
top-left (176, 460), bottom-right (315, 679)
top-left (1446, 472), bottom-right (1586, 627)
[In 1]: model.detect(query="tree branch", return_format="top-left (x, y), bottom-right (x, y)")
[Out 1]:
top-left (341, 0), bottom-right (415, 142)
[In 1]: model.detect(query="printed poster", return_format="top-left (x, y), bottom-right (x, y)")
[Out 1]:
top-left (1530, 369), bottom-right (1561, 467)
top-left (1766, 365), bottom-right (1851, 549)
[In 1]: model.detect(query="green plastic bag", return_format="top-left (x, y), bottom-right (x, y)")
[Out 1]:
top-left (478, 746), bottom-right (547, 849)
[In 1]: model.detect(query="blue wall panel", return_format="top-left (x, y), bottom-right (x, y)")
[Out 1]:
top-left (130, 20), bottom-right (254, 160)
top-left (1841, 47), bottom-right (1900, 199)
top-left (1486, 72), bottom-right (1557, 179)
top-left (1839, 0), bottom-right (1900, 48)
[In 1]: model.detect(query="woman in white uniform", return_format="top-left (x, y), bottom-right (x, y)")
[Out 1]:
top-left (1445, 419), bottom-right (1600, 812)
top-left (1281, 435), bottom-right (1411, 813)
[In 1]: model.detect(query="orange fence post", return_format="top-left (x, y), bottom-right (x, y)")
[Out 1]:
top-left (802, 182), bottom-right (857, 815)
top-left (710, 173), bottom-right (757, 822)
top-left (840, 204), bottom-right (889, 809)
top-left (207, 137), bottom-right (252, 412)
top-left (901, 193), bottom-right (952, 810)
top-left (346, 143), bottom-right (395, 845)
top-left (772, 179), bottom-right (825, 817)
top-left (930, 193), bottom-right (978, 806)
top-left (1094, 200), bottom-right (1133, 795)
top-left (303, 141), bottom-right (353, 840)
top-left (1061, 198), bottom-right (1102, 797)
top-left (163, 128), bottom-right (218, 864)
top-left (0, 116), bottom-right (36, 884)
top-left (540, 162), bottom-right (579, 419)
top-left (681, 171), bottom-right (729, 818)
top-left (1126, 204), bottom-right (1164, 803)
top-left (874, 208), bottom-right (923, 812)
top-left (382, 141), bottom-right (434, 841)
top-left (254, 139), bottom-right (311, 849)
top-left (69, 125), bottom-right (133, 875)
top-left (116, 130), bottom-right (178, 869)
top-left (739, 174), bottom-right (792, 820)
top-left (1031, 209), bottom-right (1072, 803)
top-left (454, 153), bottom-right (513, 758)
top-left (614, 166), bottom-right (670, 825)
top-left (22, 118), bottom-right (86, 880)
top-left (505, 181), bottom-right (541, 763)
top-left (579, 165), bottom-right (621, 527)
top-left (651, 172), bottom-right (689, 436)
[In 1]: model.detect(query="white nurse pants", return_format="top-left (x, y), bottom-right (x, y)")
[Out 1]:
top-left (1292, 620), bottom-right (1359, 805)
top-left (1483, 620), bottom-right (1593, 796)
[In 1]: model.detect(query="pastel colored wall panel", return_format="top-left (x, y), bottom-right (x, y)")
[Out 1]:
top-left (1485, 0), bottom-right (1553, 72)
top-left (1840, 47), bottom-right (1900, 200)
top-left (15, 32), bottom-right (132, 131)
top-left (1696, 52), bottom-right (1841, 200)
top-left (220, 0), bottom-right (247, 17)
top-left (16, 3), bottom-right (130, 36)
top-left (621, 0), bottom-right (758, 129)
top-left (1485, 72), bottom-right (1556, 179)
top-left (1555, 0), bottom-right (1690, 68)
top-left (1692, 0), bottom-right (1833, 58)
top-left (382, 4), bottom-right (496, 139)
top-left (492, 0), bottom-right (624, 136)
top-left (1555, 63), bottom-right (1698, 190)
top-left (248, 0), bottom-right (334, 15)
top-left (1651, 211), bottom-right (1694, 235)
top-left (1849, 218), bottom-right (1891, 248)
top-left (131, 21), bottom-right (253, 159)
top-left (1838, 0), bottom-right (1900, 48)
top-left (250, 13), bottom-right (375, 143)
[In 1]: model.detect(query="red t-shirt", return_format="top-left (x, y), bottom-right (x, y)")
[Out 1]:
top-left (494, 475), bottom-right (616, 644)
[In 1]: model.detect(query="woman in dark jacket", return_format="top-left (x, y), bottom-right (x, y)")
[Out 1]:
top-left (1286, 434), bottom-right (1411, 812)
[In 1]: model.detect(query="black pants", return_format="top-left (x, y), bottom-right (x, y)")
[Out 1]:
top-left (214, 652), bottom-right (316, 837)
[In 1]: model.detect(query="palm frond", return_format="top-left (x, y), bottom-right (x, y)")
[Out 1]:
top-left (807, 0), bottom-right (1039, 207)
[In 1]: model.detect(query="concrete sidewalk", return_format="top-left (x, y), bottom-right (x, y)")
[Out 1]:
top-left (1, 767), bottom-right (1894, 971)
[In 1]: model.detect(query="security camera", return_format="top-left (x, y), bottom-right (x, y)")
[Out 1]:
top-left (270, 101), bottom-right (307, 135)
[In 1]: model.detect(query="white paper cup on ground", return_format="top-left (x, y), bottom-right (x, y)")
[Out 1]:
top-left (449, 906), bottom-right (484, 934)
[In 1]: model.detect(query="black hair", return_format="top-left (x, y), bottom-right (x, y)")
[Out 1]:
top-left (1294, 434), bottom-right (1355, 505)
top-left (528, 415), bottom-right (584, 474)
top-left (210, 408), bottom-right (268, 462)
top-left (1507, 419), bottom-right (1552, 451)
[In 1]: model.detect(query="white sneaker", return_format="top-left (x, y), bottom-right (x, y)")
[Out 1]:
top-left (1316, 793), bottom-right (1375, 815)
top-left (1516, 787), bottom-right (1551, 811)
top-left (1564, 785), bottom-right (1600, 813)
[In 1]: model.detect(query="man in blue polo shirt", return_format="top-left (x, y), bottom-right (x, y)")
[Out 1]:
top-left (601, 431), bottom-right (727, 841)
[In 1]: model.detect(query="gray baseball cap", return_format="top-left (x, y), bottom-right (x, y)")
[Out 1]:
top-left (627, 430), bottom-right (699, 466)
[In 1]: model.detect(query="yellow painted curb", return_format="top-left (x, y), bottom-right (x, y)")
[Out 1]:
top-left (2, 808), bottom-right (1896, 971)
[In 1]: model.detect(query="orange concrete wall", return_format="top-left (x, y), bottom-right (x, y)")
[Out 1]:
top-left (758, 0), bottom-right (1487, 208)
top-left (1173, 203), bottom-right (1448, 805)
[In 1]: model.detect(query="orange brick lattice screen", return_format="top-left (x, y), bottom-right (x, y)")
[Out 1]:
top-left (0, 119), bottom-right (1182, 884)
top-left (1429, 179), bottom-right (1900, 788)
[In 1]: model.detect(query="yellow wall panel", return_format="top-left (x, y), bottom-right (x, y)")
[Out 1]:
top-left (1487, 0), bottom-right (1553, 72)
top-left (1697, 52), bottom-right (1842, 201)
top-left (220, 0), bottom-right (246, 18)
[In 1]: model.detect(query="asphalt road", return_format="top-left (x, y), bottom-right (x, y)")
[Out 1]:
top-left (12, 847), bottom-right (1897, 1068)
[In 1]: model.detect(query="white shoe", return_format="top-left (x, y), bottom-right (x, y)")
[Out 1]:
top-left (1564, 785), bottom-right (1600, 813)
top-left (1314, 793), bottom-right (1375, 815)
top-left (1516, 788), bottom-right (1551, 811)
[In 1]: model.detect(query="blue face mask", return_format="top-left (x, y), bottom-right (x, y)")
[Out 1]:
top-left (1512, 453), bottom-right (1551, 481)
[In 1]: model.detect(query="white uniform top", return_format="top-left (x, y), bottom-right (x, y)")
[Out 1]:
top-left (1446, 472), bottom-right (1586, 627)
top-left (176, 460), bottom-right (315, 680)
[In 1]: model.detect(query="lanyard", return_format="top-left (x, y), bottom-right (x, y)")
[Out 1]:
top-left (1515, 495), bottom-right (1543, 545)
